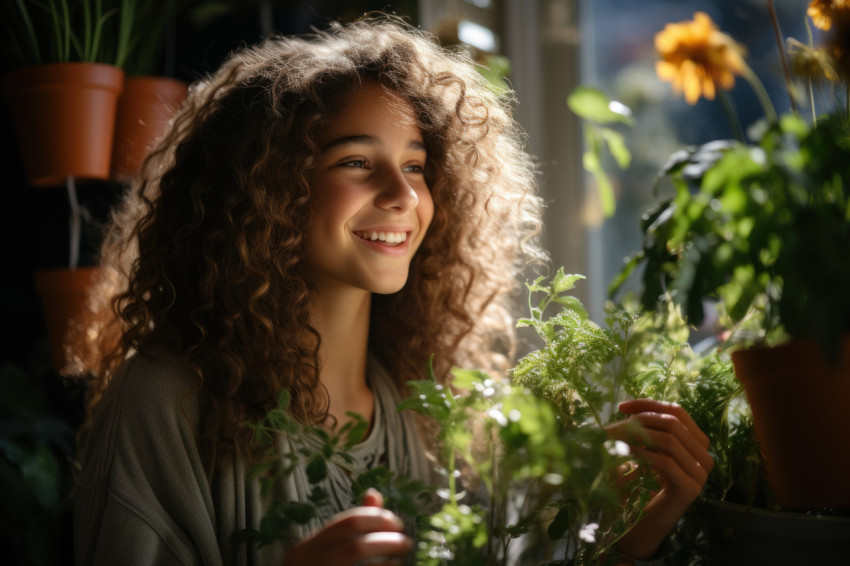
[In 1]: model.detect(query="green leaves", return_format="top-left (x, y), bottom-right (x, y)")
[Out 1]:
top-left (615, 111), bottom-right (850, 357)
top-left (568, 86), bottom-right (635, 126)
top-left (2, 0), bottom-right (147, 67)
top-left (242, 272), bottom-right (748, 565)
top-left (568, 86), bottom-right (635, 218)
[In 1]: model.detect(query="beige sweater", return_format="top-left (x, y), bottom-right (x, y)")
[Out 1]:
top-left (74, 350), bottom-right (434, 565)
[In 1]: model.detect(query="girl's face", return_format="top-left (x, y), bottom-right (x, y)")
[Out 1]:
top-left (303, 82), bottom-right (434, 297)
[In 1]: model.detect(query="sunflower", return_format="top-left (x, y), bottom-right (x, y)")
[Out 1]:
top-left (655, 12), bottom-right (746, 105)
top-left (807, 0), bottom-right (850, 31)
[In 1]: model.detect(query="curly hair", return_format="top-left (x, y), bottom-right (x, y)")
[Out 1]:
top-left (79, 15), bottom-right (545, 466)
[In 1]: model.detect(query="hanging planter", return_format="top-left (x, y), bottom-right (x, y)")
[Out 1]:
top-left (730, 337), bottom-right (850, 511)
top-left (111, 75), bottom-right (187, 183)
top-left (2, 63), bottom-right (124, 187)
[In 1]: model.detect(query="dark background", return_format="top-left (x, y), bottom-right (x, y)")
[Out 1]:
top-left (0, 2), bottom-right (418, 564)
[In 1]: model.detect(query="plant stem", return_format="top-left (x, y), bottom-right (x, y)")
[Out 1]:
top-left (766, 0), bottom-right (798, 115)
top-left (60, 0), bottom-right (71, 62)
top-left (804, 18), bottom-right (819, 121)
top-left (808, 79), bottom-right (816, 124)
top-left (846, 82), bottom-right (849, 118)
top-left (116, 0), bottom-right (137, 69)
top-left (67, 176), bottom-right (81, 269)
top-left (719, 90), bottom-right (745, 142)
top-left (14, 0), bottom-right (40, 64)
top-left (741, 62), bottom-right (778, 124)
top-left (83, 0), bottom-right (92, 61)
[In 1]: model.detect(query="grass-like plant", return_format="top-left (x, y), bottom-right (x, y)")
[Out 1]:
top-left (1, 0), bottom-right (138, 68)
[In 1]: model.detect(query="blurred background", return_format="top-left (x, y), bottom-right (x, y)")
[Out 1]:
top-left (0, 0), bottom-right (806, 563)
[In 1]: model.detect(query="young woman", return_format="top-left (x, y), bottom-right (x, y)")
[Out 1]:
top-left (74, 16), bottom-right (712, 566)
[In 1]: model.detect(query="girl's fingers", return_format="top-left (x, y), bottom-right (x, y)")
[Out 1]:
top-left (631, 425), bottom-right (710, 486)
top-left (624, 411), bottom-right (714, 476)
top-left (290, 531), bottom-right (412, 566)
top-left (329, 531), bottom-right (413, 563)
top-left (317, 507), bottom-right (406, 546)
top-left (630, 445), bottom-right (705, 503)
top-left (361, 487), bottom-right (385, 508)
top-left (619, 399), bottom-right (710, 449)
top-left (287, 507), bottom-right (411, 566)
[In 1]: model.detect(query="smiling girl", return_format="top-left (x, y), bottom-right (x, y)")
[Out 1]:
top-left (74, 16), bottom-right (710, 566)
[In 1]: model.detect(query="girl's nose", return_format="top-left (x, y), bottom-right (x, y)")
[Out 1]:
top-left (374, 168), bottom-right (419, 211)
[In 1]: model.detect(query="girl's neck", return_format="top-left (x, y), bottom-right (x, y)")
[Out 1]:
top-left (309, 287), bottom-right (374, 429)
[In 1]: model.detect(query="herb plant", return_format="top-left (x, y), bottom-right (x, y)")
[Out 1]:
top-left (240, 269), bottom-right (753, 565)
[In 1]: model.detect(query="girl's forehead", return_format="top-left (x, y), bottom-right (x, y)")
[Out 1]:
top-left (319, 82), bottom-right (421, 142)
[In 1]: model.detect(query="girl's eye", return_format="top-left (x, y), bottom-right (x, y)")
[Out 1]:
top-left (342, 159), bottom-right (368, 168)
top-left (403, 164), bottom-right (425, 174)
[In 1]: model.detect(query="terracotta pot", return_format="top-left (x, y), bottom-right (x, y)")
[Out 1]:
top-left (111, 76), bottom-right (188, 183)
top-left (2, 63), bottom-right (124, 187)
top-left (731, 336), bottom-right (850, 511)
top-left (34, 267), bottom-right (100, 375)
top-left (699, 498), bottom-right (850, 565)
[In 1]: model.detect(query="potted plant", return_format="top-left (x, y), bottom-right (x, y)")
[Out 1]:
top-left (110, 0), bottom-right (189, 183)
top-left (2, 1), bottom-right (188, 374)
top-left (0, 0), bottom-right (138, 186)
top-left (610, 3), bottom-right (850, 511)
top-left (0, 362), bottom-right (78, 565)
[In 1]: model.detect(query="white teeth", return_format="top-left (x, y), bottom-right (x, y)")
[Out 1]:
top-left (357, 231), bottom-right (407, 245)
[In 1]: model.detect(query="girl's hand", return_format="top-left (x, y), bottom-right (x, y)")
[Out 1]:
top-left (285, 489), bottom-right (411, 566)
top-left (605, 399), bottom-right (714, 562)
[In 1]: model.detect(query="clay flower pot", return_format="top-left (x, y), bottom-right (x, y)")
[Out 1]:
top-left (111, 76), bottom-right (188, 183)
top-left (731, 336), bottom-right (850, 511)
top-left (34, 267), bottom-right (100, 375)
top-left (2, 63), bottom-right (124, 187)
top-left (699, 498), bottom-right (850, 564)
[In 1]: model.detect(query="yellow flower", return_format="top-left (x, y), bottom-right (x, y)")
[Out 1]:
top-left (807, 0), bottom-right (850, 31)
top-left (655, 12), bottom-right (746, 105)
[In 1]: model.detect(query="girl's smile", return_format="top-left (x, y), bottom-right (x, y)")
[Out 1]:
top-left (303, 82), bottom-right (433, 296)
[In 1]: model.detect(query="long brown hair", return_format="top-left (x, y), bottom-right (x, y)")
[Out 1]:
top-left (78, 15), bottom-right (545, 466)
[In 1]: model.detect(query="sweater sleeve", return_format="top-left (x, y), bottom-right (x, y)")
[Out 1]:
top-left (74, 352), bottom-right (222, 566)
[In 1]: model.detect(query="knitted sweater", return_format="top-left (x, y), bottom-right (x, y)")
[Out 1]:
top-left (74, 350), bottom-right (433, 565)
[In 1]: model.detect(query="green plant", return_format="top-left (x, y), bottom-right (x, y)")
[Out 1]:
top-left (1, 0), bottom-right (138, 68)
top-left (240, 270), bottom-right (755, 564)
top-left (0, 363), bottom-right (77, 566)
top-left (567, 86), bottom-right (634, 218)
top-left (609, 6), bottom-right (850, 362)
